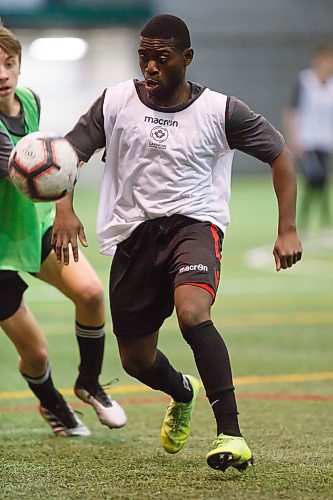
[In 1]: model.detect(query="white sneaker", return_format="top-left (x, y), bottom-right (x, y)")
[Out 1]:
top-left (74, 382), bottom-right (127, 429)
top-left (39, 403), bottom-right (91, 437)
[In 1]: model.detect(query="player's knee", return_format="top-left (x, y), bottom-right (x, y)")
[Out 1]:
top-left (177, 302), bottom-right (208, 334)
top-left (19, 346), bottom-right (48, 371)
top-left (75, 281), bottom-right (104, 310)
top-left (120, 354), bottom-right (153, 378)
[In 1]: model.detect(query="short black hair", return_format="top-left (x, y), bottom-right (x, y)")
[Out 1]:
top-left (140, 14), bottom-right (191, 51)
top-left (314, 43), bottom-right (333, 57)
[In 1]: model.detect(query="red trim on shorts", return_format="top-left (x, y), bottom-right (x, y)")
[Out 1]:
top-left (214, 268), bottom-right (220, 288)
top-left (175, 282), bottom-right (216, 299)
top-left (210, 224), bottom-right (221, 260)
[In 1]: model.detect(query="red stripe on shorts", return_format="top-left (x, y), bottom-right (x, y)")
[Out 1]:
top-left (210, 224), bottom-right (221, 260)
top-left (175, 282), bottom-right (216, 299)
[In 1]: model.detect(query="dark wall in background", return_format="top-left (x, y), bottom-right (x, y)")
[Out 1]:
top-left (155, 0), bottom-right (333, 173)
top-left (2, 0), bottom-right (333, 175)
top-left (0, 0), bottom-right (152, 28)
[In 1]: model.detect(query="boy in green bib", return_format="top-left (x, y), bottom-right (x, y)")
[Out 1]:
top-left (0, 23), bottom-right (127, 435)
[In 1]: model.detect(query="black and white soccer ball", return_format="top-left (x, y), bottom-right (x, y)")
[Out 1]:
top-left (8, 131), bottom-right (79, 202)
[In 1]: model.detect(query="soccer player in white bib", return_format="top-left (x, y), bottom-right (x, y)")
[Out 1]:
top-left (0, 23), bottom-right (126, 437)
top-left (52, 14), bottom-right (303, 472)
top-left (284, 44), bottom-right (333, 233)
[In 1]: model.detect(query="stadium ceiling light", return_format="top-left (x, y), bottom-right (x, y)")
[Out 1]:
top-left (29, 37), bottom-right (88, 61)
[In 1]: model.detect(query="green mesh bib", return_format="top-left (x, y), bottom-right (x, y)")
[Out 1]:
top-left (0, 87), bottom-right (55, 272)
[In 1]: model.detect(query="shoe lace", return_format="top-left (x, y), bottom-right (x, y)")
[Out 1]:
top-left (101, 378), bottom-right (119, 390)
top-left (52, 403), bottom-right (79, 429)
top-left (84, 378), bottom-right (119, 406)
top-left (167, 401), bottom-right (190, 431)
top-left (74, 409), bottom-right (84, 417)
top-left (212, 434), bottom-right (235, 449)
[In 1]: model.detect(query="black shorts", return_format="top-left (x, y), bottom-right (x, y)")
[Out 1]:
top-left (110, 215), bottom-right (223, 339)
top-left (301, 150), bottom-right (329, 189)
top-left (0, 226), bottom-right (53, 321)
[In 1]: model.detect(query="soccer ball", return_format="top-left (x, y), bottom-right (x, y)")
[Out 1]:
top-left (8, 131), bottom-right (79, 202)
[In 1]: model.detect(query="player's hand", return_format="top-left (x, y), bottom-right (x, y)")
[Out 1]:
top-left (52, 209), bottom-right (87, 265)
top-left (273, 230), bottom-right (302, 272)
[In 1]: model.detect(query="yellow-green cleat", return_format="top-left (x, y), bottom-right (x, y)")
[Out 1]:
top-left (161, 375), bottom-right (200, 454)
top-left (206, 434), bottom-right (254, 472)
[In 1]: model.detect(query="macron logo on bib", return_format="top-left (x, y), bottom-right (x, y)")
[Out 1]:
top-left (144, 116), bottom-right (178, 127)
top-left (179, 264), bottom-right (208, 274)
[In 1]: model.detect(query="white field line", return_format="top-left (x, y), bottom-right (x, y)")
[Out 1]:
top-left (245, 245), bottom-right (333, 275)
top-left (20, 238), bottom-right (332, 303)
top-left (244, 231), bottom-right (333, 277)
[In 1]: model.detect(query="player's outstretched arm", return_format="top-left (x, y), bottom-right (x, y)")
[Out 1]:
top-left (52, 192), bottom-right (87, 265)
top-left (270, 146), bottom-right (303, 271)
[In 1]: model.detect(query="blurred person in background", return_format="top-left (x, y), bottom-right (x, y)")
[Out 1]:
top-left (0, 23), bottom-right (126, 436)
top-left (284, 44), bottom-right (333, 236)
top-left (52, 14), bottom-right (302, 472)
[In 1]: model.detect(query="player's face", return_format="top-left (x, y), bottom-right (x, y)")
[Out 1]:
top-left (0, 48), bottom-right (20, 106)
top-left (138, 37), bottom-right (193, 106)
top-left (317, 53), bottom-right (333, 78)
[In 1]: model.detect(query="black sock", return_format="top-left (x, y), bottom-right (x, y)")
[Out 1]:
top-left (75, 322), bottom-right (105, 386)
top-left (21, 364), bottom-right (64, 411)
top-left (134, 350), bottom-right (193, 403)
top-left (209, 390), bottom-right (241, 436)
top-left (182, 320), bottom-right (241, 436)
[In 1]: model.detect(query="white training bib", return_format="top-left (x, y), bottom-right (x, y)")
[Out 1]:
top-left (98, 79), bottom-right (234, 255)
